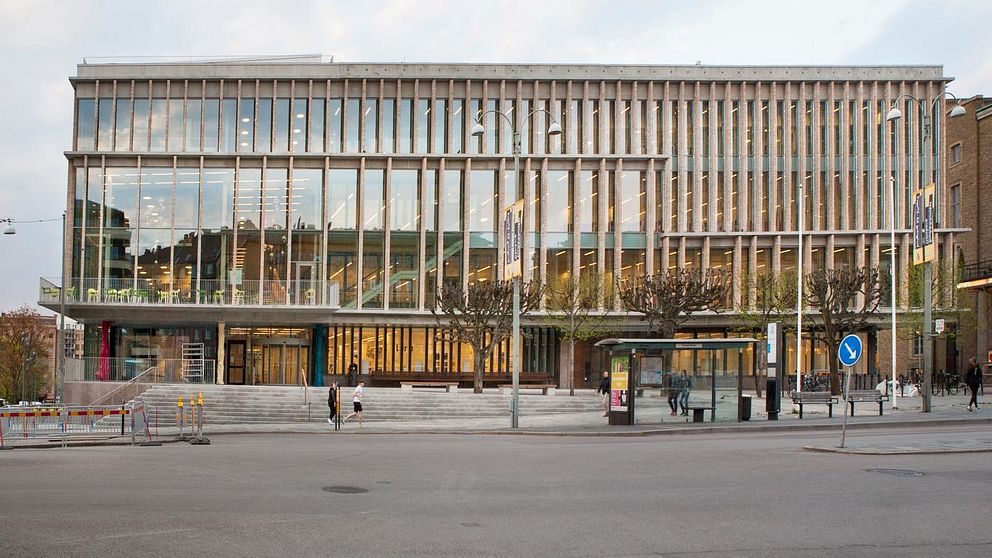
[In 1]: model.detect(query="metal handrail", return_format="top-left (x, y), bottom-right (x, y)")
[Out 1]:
top-left (88, 366), bottom-right (155, 407)
top-left (299, 367), bottom-right (311, 421)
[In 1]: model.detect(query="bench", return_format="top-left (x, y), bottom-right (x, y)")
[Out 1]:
top-left (400, 381), bottom-right (459, 393)
top-left (686, 404), bottom-right (714, 423)
top-left (790, 391), bottom-right (839, 419)
top-left (846, 389), bottom-right (887, 416)
top-left (497, 383), bottom-right (556, 396)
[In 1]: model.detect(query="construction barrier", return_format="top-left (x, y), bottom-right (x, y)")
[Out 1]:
top-left (0, 402), bottom-right (150, 448)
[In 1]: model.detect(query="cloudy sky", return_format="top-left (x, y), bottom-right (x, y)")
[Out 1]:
top-left (1, 0), bottom-right (990, 315)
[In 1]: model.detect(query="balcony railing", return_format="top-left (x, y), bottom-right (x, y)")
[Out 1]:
top-left (40, 277), bottom-right (340, 307)
top-left (960, 259), bottom-right (992, 284)
top-left (64, 357), bottom-right (216, 383)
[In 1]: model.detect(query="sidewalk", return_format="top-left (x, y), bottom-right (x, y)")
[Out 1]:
top-left (4, 392), bottom-right (989, 449)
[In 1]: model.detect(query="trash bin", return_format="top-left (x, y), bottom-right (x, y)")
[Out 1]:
top-left (740, 394), bottom-right (752, 421)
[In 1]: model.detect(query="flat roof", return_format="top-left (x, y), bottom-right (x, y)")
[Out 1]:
top-left (73, 61), bottom-right (947, 83)
top-left (595, 338), bottom-right (758, 351)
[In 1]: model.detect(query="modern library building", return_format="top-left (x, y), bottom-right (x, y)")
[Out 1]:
top-left (42, 57), bottom-right (963, 389)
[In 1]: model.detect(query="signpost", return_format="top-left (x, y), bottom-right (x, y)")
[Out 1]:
top-left (838, 334), bottom-right (863, 448)
top-left (503, 199), bottom-right (524, 428)
top-left (934, 318), bottom-right (945, 335)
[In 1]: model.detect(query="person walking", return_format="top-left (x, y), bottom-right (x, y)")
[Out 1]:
top-left (965, 357), bottom-right (982, 411)
top-left (598, 371), bottom-right (610, 417)
top-left (327, 381), bottom-right (338, 424)
top-left (678, 370), bottom-right (691, 416)
top-left (343, 381), bottom-right (365, 427)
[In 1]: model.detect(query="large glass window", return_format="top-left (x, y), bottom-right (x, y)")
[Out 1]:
top-left (201, 169), bottom-right (234, 230)
top-left (363, 232), bottom-right (384, 308)
top-left (364, 169), bottom-right (385, 230)
top-left (346, 99), bottom-right (360, 153)
top-left (97, 98), bottom-right (113, 151)
top-left (167, 100), bottom-right (184, 151)
top-left (291, 98), bottom-right (307, 152)
top-left (363, 99), bottom-right (377, 153)
top-left (263, 168), bottom-right (289, 302)
top-left (140, 168), bottom-right (174, 230)
top-left (203, 99), bottom-right (220, 152)
top-left (102, 167), bottom-right (139, 283)
top-left (309, 99), bottom-right (324, 153)
top-left (390, 233), bottom-right (419, 308)
top-left (274, 98), bottom-right (291, 152)
top-left (185, 99), bottom-right (202, 152)
top-left (451, 100), bottom-right (464, 154)
top-left (443, 170), bottom-right (462, 232)
top-left (381, 99), bottom-right (395, 153)
top-left (114, 99), bottom-right (131, 152)
top-left (547, 170), bottom-right (572, 232)
top-left (328, 99), bottom-right (343, 153)
top-left (417, 99), bottom-right (430, 153)
top-left (433, 99), bottom-right (446, 154)
top-left (328, 231), bottom-right (358, 307)
top-left (328, 169), bottom-right (358, 229)
top-left (132, 99), bottom-right (150, 152)
top-left (469, 170), bottom-right (495, 231)
top-left (221, 99), bottom-right (237, 152)
top-left (77, 99), bottom-right (96, 150)
top-left (579, 170), bottom-right (597, 232)
top-left (291, 168), bottom-right (322, 230)
top-left (619, 171), bottom-right (645, 232)
top-left (391, 169), bottom-right (419, 231)
top-left (398, 100), bottom-right (413, 153)
top-left (291, 169), bottom-right (323, 305)
top-left (150, 99), bottom-right (167, 152)
top-left (237, 98), bottom-right (255, 152)
top-left (257, 98), bottom-right (273, 152)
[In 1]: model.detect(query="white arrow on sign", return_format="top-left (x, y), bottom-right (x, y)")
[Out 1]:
top-left (845, 343), bottom-right (857, 360)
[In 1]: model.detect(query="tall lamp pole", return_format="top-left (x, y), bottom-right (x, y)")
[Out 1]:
top-left (795, 180), bottom-right (805, 398)
top-left (58, 210), bottom-right (67, 403)
top-left (889, 177), bottom-right (898, 409)
top-left (472, 108), bottom-right (561, 428)
top-left (886, 92), bottom-right (966, 413)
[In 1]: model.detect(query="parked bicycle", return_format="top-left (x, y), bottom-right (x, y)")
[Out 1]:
top-left (932, 371), bottom-right (962, 396)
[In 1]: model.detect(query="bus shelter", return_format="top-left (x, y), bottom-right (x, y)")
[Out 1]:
top-left (594, 338), bottom-right (758, 425)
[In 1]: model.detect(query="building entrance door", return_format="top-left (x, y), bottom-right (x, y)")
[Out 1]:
top-left (251, 338), bottom-right (310, 385)
top-left (227, 340), bottom-right (246, 385)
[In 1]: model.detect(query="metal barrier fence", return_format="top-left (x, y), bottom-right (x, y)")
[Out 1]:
top-left (0, 402), bottom-right (150, 448)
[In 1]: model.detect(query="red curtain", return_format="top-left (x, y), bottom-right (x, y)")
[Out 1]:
top-left (96, 320), bottom-right (111, 381)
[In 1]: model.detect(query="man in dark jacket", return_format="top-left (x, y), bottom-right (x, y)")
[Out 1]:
top-left (598, 371), bottom-right (611, 417)
top-left (965, 358), bottom-right (982, 411)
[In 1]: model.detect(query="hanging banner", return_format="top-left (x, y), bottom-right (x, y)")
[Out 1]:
top-left (912, 183), bottom-right (937, 265)
top-left (502, 199), bottom-right (524, 280)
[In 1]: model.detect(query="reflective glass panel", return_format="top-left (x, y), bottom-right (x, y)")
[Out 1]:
top-left (309, 99), bottom-right (324, 152)
top-left (114, 99), bottom-right (131, 152)
top-left (391, 169), bottom-right (419, 231)
top-left (363, 99), bottom-right (377, 153)
top-left (97, 98), bottom-right (113, 151)
top-left (381, 99), bottom-right (395, 153)
top-left (256, 99), bottom-right (272, 152)
top-left (291, 98), bottom-right (307, 152)
top-left (175, 168), bottom-right (199, 229)
top-left (398, 100), bottom-right (412, 153)
top-left (291, 169), bottom-right (322, 230)
top-left (77, 99), bottom-right (95, 150)
top-left (132, 99), bottom-right (149, 151)
top-left (328, 99), bottom-right (342, 152)
top-left (140, 168), bottom-right (173, 230)
top-left (363, 169), bottom-right (384, 230)
top-left (151, 100), bottom-right (167, 152)
top-left (547, 170), bottom-right (572, 232)
top-left (328, 169), bottom-right (358, 229)
top-left (274, 98), bottom-right (290, 152)
top-left (168, 99), bottom-right (184, 151)
top-left (442, 170), bottom-right (462, 232)
top-left (238, 98), bottom-right (255, 152)
top-left (203, 99), bottom-right (220, 152)
top-left (221, 99), bottom-right (237, 152)
top-left (201, 169), bottom-right (234, 230)
top-left (346, 99), bottom-right (359, 153)
top-left (185, 99), bottom-right (202, 151)
top-left (433, 99), bottom-right (446, 154)
top-left (417, 99), bottom-right (429, 153)
top-left (468, 170), bottom-right (495, 231)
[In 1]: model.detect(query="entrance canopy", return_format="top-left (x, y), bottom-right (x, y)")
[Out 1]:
top-left (595, 337), bottom-right (758, 423)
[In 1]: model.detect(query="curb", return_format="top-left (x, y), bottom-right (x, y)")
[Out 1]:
top-left (802, 445), bottom-right (992, 455)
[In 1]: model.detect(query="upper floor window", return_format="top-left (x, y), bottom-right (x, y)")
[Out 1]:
top-left (950, 142), bottom-right (962, 165)
top-left (950, 183), bottom-right (961, 228)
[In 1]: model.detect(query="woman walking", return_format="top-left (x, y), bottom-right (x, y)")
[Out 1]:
top-left (966, 358), bottom-right (982, 411)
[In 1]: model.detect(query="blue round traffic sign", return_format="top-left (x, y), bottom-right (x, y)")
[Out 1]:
top-left (838, 334), bottom-right (863, 367)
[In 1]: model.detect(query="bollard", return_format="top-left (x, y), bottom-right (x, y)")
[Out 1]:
top-left (177, 396), bottom-right (185, 441)
top-left (190, 391), bottom-right (210, 445)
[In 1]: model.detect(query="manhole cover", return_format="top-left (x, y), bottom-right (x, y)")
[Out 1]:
top-left (323, 486), bottom-right (369, 494)
top-left (865, 468), bottom-right (924, 477)
top-left (460, 522), bottom-right (482, 528)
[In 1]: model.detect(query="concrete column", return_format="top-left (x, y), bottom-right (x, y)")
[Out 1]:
top-left (216, 321), bottom-right (226, 385)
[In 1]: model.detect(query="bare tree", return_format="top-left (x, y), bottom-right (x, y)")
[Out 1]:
top-left (545, 273), bottom-right (617, 395)
top-left (0, 307), bottom-right (51, 403)
top-left (802, 267), bottom-right (883, 394)
top-left (733, 271), bottom-right (797, 396)
top-left (618, 269), bottom-right (729, 338)
top-left (431, 280), bottom-right (543, 394)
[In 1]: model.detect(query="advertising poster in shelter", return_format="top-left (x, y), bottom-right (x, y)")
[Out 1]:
top-left (610, 355), bottom-right (629, 411)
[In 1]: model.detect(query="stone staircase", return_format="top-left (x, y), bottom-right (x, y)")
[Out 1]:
top-left (131, 384), bottom-right (604, 425)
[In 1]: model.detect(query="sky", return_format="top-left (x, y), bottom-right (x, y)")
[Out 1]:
top-left (1, 0), bottom-right (990, 316)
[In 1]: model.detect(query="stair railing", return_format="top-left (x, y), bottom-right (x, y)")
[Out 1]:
top-left (299, 367), bottom-right (311, 421)
top-left (88, 366), bottom-right (156, 407)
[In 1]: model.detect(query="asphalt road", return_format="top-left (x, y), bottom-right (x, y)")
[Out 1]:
top-left (1, 425), bottom-right (991, 557)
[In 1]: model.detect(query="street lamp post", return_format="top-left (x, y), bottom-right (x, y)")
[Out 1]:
top-left (795, 179), bottom-right (806, 399)
top-left (889, 177), bottom-right (898, 409)
top-left (886, 92), bottom-right (966, 413)
top-left (472, 108), bottom-right (561, 428)
top-left (58, 211), bottom-right (67, 403)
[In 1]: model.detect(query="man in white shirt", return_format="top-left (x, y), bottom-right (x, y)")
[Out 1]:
top-left (343, 381), bottom-right (365, 428)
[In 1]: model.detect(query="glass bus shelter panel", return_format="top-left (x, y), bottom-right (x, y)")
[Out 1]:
top-left (632, 348), bottom-right (742, 424)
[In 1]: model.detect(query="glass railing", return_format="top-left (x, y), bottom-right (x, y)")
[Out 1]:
top-left (64, 357), bottom-right (216, 383)
top-left (40, 277), bottom-right (340, 308)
